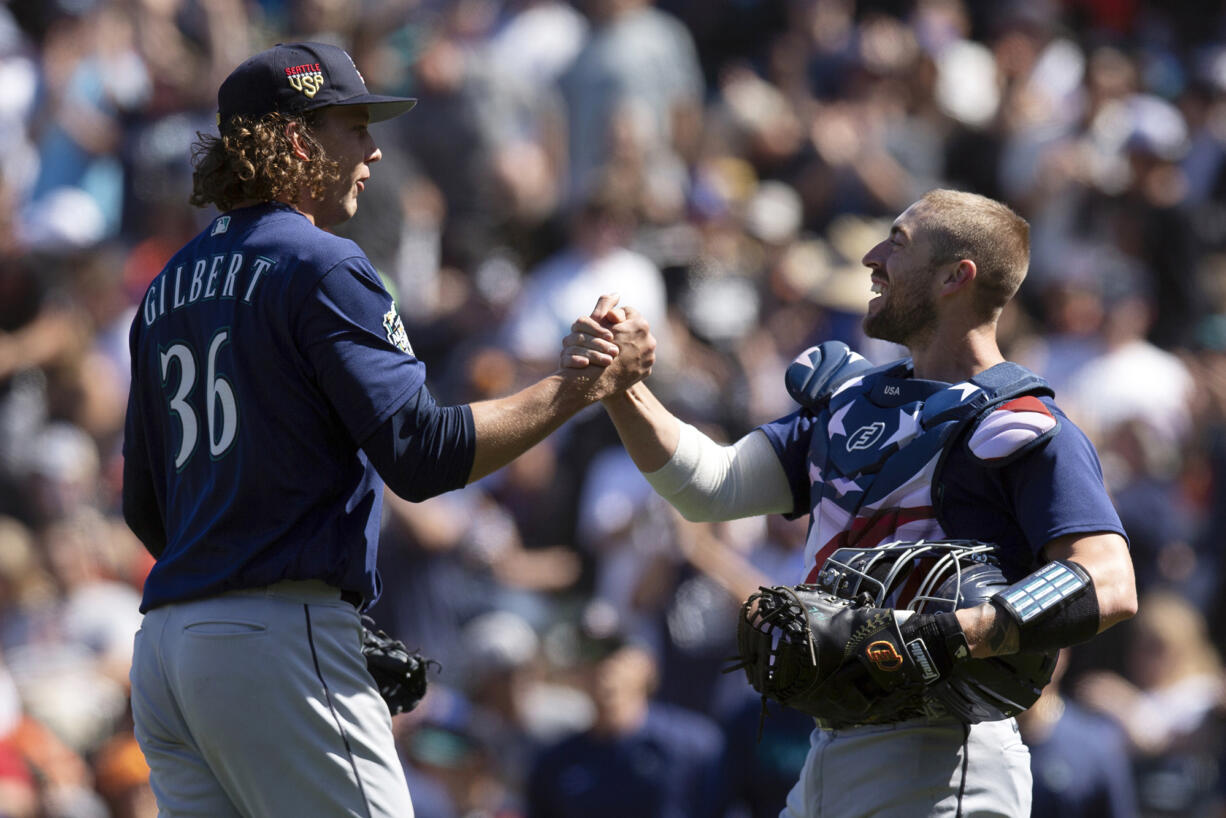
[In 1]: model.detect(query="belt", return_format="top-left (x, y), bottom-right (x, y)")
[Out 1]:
top-left (814, 703), bottom-right (935, 731)
top-left (178, 580), bottom-right (364, 608)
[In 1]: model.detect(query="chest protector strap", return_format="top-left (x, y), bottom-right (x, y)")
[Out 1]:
top-left (947, 363), bottom-right (1058, 466)
top-left (786, 343), bottom-right (1057, 456)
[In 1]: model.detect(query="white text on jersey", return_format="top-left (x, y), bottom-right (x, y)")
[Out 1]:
top-left (143, 253), bottom-right (274, 327)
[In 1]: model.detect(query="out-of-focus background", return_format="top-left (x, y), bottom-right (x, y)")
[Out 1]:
top-left (0, 0), bottom-right (1224, 815)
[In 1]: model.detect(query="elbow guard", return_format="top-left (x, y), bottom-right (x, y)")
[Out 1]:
top-left (989, 559), bottom-right (1099, 653)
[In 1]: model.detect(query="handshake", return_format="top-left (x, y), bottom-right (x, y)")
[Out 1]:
top-left (557, 293), bottom-right (657, 405)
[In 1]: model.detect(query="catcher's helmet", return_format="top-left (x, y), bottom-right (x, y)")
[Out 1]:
top-left (815, 540), bottom-right (1057, 723)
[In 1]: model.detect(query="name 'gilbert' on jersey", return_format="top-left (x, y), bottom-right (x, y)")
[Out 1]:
top-left (141, 248), bottom-right (272, 328)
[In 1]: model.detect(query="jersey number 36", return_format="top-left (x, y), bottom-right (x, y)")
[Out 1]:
top-left (159, 329), bottom-right (238, 470)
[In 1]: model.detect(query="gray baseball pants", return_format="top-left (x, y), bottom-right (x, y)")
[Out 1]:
top-left (130, 580), bottom-right (414, 817)
top-left (782, 717), bottom-right (1031, 818)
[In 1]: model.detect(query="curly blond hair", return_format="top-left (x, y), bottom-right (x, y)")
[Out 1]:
top-left (189, 112), bottom-right (340, 212)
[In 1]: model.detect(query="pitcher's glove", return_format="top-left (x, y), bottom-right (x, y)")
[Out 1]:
top-left (360, 616), bottom-right (439, 716)
top-left (731, 585), bottom-right (971, 724)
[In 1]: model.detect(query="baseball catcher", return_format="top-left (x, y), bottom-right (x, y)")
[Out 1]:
top-left (569, 189), bottom-right (1136, 818)
top-left (731, 540), bottom-right (1059, 727)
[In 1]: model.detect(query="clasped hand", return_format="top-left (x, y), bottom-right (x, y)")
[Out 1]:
top-left (559, 293), bottom-right (656, 401)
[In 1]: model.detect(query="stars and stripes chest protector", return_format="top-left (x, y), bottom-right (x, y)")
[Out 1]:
top-left (798, 357), bottom-right (1057, 585)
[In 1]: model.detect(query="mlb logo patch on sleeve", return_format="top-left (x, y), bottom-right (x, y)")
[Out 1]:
top-left (967, 396), bottom-right (1056, 461)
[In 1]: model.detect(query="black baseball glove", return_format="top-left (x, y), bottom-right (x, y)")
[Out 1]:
top-left (360, 616), bottom-right (439, 716)
top-left (731, 585), bottom-right (970, 725)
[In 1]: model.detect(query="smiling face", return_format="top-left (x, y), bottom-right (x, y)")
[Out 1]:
top-left (860, 202), bottom-right (944, 346)
top-left (301, 104), bottom-right (381, 227)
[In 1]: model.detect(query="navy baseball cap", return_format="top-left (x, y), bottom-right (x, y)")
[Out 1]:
top-left (217, 42), bottom-right (416, 126)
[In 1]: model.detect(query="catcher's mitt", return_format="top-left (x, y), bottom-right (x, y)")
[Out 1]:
top-left (814, 540), bottom-right (1058, 723)
top-left (360, 616), bottom-right (439, 716)
top-left (731, 584), bottom-right (966, 726)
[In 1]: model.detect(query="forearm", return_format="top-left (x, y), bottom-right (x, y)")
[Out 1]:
top-left (956, 604), bottom-right (1016, 659)
top-left (0, 312), bottom-right (81, 380)
top-left (956, 531), bottom-right (1137, 658)
top-left (467, 372), bottom-right (592, 482)
top-left (600, 382), bottom-right (680, 472)
top-left (606, 384), bottom-right (793, 522)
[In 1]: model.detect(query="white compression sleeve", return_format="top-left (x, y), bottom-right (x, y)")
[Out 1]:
top-left (642, 423), bottom-right (796, 522)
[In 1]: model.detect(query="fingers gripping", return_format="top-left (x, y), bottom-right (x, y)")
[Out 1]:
top-left (590, 292), bottom-right (625, 325)
top-left (562, 315), bottom-right (618, 368)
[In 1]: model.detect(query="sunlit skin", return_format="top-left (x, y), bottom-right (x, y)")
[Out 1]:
top-left (286, 104), bottom-right (381, 228)
top-left (857, 201), bottom-right (1005, 385)
top-left (859, 203), bottom-right (949, 348)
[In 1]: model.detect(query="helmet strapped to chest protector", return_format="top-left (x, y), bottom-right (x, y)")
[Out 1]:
top-left (815, 540), bottom-right (1058, 723)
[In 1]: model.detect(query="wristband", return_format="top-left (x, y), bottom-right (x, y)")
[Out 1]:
top-left (899, 611), bottom-right (970, 684)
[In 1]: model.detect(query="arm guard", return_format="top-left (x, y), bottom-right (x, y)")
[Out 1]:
top-left (989, 559), bottom-right (1100, 653)
top-left (643, 424), bottom-right (793, 522)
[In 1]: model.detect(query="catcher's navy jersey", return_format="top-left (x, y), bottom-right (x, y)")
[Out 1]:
top-left (125, 203), bottom-right (426, 611)
top-left (758, 362), bottom-right (1126, 584)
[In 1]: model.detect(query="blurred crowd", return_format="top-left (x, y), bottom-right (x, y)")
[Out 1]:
top-left (3, 0), bottom-right (1226, 815)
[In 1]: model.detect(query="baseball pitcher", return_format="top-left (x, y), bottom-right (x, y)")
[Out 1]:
top-left (123, 42), bottom-right (654, 818)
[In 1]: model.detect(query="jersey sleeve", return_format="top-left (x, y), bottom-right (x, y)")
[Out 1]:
top-left (296, 256), bottom-right (427, 445)
top-left (756, 408), bottom-right (818, 520)
top-left (1003, 403), bottom-right (1127, 551)
top-left (362, 384), bottom-right (476, 501)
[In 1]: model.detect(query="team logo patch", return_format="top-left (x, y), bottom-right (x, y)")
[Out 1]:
top-left (383, 304), bottom-right (413, 356)
top-left (866, 640), bottom-right (904, 671)
top-left (210, 216), bottom-right (230, 236)
top-left (286, 62), bottom-right (325, 98)
top-left (847, 422), bottom-right (886, 451)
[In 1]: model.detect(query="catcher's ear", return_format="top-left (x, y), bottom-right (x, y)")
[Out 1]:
top-left (939, 259), bottom-right (976, 296)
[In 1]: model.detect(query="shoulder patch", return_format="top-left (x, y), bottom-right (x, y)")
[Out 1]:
top-left (967, 396), bottom-right (1056, 461)
top-left (383, 303), bottom-right (414, 356)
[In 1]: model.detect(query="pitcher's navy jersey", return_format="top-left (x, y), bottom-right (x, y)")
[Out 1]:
top-left (124, 202), bottom-right (426, 611)
top-left (757, 364), bottom-right (1126, 585)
